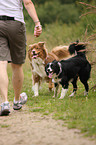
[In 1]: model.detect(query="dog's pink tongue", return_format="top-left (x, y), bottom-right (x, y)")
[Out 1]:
top-left (48, 73), bottom-right (53, 78)
top-left (32, 55), bottom-right (37, 59)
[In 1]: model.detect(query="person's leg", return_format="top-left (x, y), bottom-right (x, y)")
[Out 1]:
top-left (0, 61), bottom-right (8, 102)
top-left (11, 63), bottom-right (27, 110)
top-left (0, 61), bottom-right (10, 116)
top-left (11, 63), bottom-right (24, 101)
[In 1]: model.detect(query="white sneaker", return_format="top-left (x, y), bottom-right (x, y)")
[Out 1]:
top-left (20, 92), bottom-right (28, 105)
top-left (13, 92), bottom-right (27, 110)
top-left (0, 102), bottom-right (10, 116)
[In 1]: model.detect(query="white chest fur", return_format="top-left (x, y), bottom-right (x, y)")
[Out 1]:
top-left (31, 58), bottom-right (46, 77)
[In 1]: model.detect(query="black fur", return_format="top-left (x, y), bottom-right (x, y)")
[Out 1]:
top-left (68, 40), bottom-right (86, 55)
top-left (45, 43), bottom-right (91, 99)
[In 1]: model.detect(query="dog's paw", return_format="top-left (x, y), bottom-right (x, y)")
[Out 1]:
top-left (69, 92), bottom-right (75, 97)
top-left (59, 96), bottom-right (64, 99)
top-left (52, 95), bottom-right (56, 98)
top-left (84, 91), bottom-right (88, 96)
top-left (32, 95), bottom-right (38, 97)
top-left (49, 88), bottom-right (53, 91)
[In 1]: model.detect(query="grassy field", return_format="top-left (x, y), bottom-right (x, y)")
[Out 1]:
top-left (7, 24), bottom-right (96, 139)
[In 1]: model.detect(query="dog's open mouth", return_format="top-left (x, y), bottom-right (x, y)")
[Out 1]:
top-left (32, 54), bottom-right (38, 59)
top-left (48, 72), bottom-right (53, 78)
top-left (32, 51), bottom-right (40, 59)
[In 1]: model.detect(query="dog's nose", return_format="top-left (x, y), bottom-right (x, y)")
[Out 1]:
top-left (47, 69), bottom-right (50, 72)
top-left (32, 50), bottom-right (35, 54)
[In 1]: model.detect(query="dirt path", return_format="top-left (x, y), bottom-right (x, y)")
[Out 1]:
top-left (0, 104), bottom-right (96, 145)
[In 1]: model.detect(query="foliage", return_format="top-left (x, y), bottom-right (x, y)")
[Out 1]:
top-left (23, 0), bottom-right (96, 34)
top-left (33, 0), bottom-right (77, 5)
top-left (32, 0), bottom-right (94, 5)
top-left (37, 2), bottom-right (80, 26)
top-left (26, 21), bottom-right (88, 50)
top-left (78, 1), bottom-right (96, 41)
top-left (23, 1), bottom-right (80, 29)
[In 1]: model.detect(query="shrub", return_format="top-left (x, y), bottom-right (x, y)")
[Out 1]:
top-left (36, 2), bottom-right (80, 26)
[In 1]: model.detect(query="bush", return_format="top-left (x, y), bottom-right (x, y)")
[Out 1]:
top-left (27, 22), bottom-right (86, 51)
top-left (23, 1), bottom-right (80, 30)
top-left (33, 0), bottom-right (77, 4)
top-left (36, 1), bottom-right (80, 26)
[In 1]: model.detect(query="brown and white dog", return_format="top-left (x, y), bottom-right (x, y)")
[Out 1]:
top-left (28, 42), bottom-right (70, 97)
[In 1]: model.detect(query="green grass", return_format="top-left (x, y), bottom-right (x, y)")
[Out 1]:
top-left (26, 81), bottom-right (96, 138)
top-left (7, 24), bottom-right (96, 139)
top-left (8, 57), bottom-right (95, 138)
top-left (8, 60), bottom-right (96, 139)
top-left (21, 72), bottom-right (96, 137)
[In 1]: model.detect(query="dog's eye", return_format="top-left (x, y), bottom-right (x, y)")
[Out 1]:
top-left (51, 64), bottom-right (53, 68)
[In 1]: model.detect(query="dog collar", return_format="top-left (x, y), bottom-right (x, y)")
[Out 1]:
top-left (56, 62), bottom-right (62, 77)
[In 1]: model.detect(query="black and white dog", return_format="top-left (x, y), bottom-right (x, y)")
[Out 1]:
top-left (45, 41), bottom-right (91, 99)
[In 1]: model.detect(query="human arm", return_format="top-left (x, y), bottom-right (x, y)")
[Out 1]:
top-left (23, 0), bottom-right (42, 37)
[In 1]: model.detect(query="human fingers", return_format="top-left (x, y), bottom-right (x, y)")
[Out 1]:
top-left (34, 25), bottom-right (42, 37)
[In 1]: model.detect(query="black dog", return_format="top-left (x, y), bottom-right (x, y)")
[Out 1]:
top-left (45, 41), bottom-right (91, 99)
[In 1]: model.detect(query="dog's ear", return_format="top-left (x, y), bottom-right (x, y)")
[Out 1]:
top-left (28, 45), bottom-right (32, 60)
top-left (68, 44), bottom-right (75, 55)
top-left (38, 42), bottom-right (48, 58)
top-left (52, 60), bottom-right (57, 63)
top-left (76, 40), bottom-right (79, 44)
top-left (28, 45), bottom-right (33, 51)
top-left (38, 42), bottom-right (45, 47)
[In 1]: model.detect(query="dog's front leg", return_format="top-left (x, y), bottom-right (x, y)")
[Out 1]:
top-left (59, 88), bottom-right (68, 99)
top-left (32, 74), bottom-right (40, 97)
top-left (59, 79), bottom-right (68, 99)
top-left (53, 83), bottom-right (59, 98)
top-left (32, 83), bottom-right (39, 97)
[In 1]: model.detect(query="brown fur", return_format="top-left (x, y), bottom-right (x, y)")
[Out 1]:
top-left (28, 42), bottom-right (70, 96)
top-left (52, 46), bottom-right (70, 59)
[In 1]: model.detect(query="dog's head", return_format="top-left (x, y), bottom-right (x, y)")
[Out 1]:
top-left (45, 60), bottom-right (60, 78)
top-left (28, 42), bottom-right (48, 61)
top-left (68, 40), bottom-right (87, 55)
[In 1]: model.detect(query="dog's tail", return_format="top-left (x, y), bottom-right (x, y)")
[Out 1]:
top-left (51, 45), bottom-right (70, 60)
top-left (68, 40), bottom-right (87, 55)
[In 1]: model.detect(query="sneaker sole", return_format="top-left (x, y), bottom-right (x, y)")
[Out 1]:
top-left (13, 105), bottom-right (22, 110)
top-left (0, 109), bottom-right (10, 116)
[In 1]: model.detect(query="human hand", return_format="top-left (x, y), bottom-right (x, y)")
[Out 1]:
top-left (34, 25), bottom-right (42, 37)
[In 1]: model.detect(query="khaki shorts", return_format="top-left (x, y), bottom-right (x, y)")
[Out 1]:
top-left (0, 20), bottom-right (26, 64)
